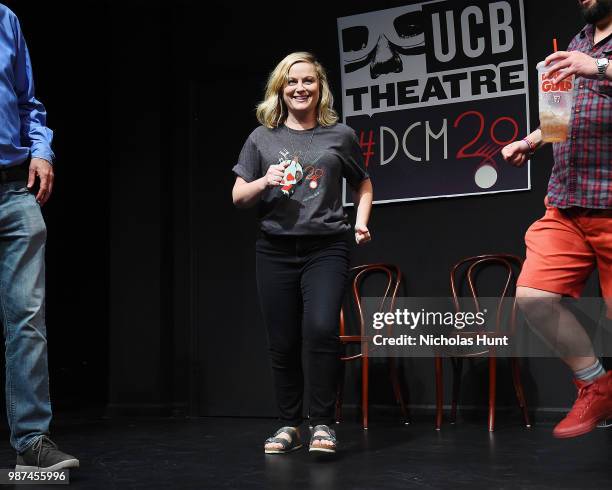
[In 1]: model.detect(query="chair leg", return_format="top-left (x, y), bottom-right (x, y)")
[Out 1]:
top-left (450, 358), bottom-right (463, 424)
top-left (511, 358), bottom-right (531, 428)
top-left (488, 356), bottom-right (497, 432)
top-left (335, 360), bottom-right (345, 423)
top-left (435, 356), bottom-right (443, 430)
top-left (389, 357), bottom-right (410, 424)
top-left (362, 354), bottom-right (369, 430)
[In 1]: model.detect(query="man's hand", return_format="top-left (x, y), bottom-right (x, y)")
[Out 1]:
top-left (544, 50), bottom-right (599, 83)
top-left (355, 223), bottom-right (371, 245)
top-left (501, 140), bottom-right (530, 167)
top-left (28, 158), bottom-right (54, 205)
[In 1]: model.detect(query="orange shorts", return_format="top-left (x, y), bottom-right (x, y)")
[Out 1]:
top-left (517, 197), bottom-right (612, 303)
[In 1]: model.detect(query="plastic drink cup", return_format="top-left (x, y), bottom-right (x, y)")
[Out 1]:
top-left (537, 61), bottom-right (575, 143)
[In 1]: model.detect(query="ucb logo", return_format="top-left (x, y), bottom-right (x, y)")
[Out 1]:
top-left (540, 73), bottom-right (573, 93)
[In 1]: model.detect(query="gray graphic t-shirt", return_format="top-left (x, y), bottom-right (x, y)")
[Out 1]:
top-left (233, 123), bottom-right (369, 236)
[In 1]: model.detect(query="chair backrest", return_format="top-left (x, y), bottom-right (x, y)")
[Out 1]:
top-left (450, 254), bottom-right (523, 334)
top-left (340, 263), bottom-right (402, 338)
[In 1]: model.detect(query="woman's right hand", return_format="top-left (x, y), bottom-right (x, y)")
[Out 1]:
top-left (265, 160), bottom-right (290, 187)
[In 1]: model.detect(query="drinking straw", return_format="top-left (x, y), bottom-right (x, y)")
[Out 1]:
top-left (553, 38), bottom-right (558, 52)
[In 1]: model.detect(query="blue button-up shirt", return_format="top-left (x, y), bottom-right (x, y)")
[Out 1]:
top-left (0, 5), bottom-right (53, 168)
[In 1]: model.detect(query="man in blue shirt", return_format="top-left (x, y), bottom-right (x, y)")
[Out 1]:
top-left (0, 5), bottom-right (78, 471)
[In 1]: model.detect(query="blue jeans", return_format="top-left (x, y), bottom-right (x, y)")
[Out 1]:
top-left (0, 181), bottom-right (51, 452)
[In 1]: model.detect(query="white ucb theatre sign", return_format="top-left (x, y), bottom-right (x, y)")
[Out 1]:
top-left (337, 0), bottom-right (530, 205)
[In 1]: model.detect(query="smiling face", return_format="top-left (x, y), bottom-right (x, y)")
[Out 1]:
top-left (282, 62), bottom-right (320, 121)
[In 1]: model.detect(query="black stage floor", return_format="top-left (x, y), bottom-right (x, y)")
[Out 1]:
top-left (0, 415), bottom-right (611, 489)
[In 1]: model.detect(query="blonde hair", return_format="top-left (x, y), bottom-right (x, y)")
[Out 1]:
top-left (256, 52), bottom-right (338, 128)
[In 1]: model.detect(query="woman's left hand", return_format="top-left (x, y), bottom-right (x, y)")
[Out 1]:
top-left (355, 223), bottom-right (371, 245)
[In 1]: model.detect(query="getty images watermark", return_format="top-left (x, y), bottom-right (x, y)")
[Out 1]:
top-left (357, 297), bottom-right (612, 358)
top-left (372, 307), bottom-right (502, 347)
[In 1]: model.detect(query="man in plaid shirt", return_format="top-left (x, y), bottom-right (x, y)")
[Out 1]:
top-left (502, 0), bottom-right (612, 439)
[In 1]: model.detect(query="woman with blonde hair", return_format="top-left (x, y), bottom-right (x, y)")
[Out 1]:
top-left (232, 51), bottom-right (373, 455)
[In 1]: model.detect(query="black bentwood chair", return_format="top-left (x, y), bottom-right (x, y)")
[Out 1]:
top-left (336, 264), bottom-right (410, 429)
top-left (434, 254), bottom-right (531, 431)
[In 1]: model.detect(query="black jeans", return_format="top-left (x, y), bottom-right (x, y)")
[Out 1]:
top-left (256, 231), bottom-right (350, 427)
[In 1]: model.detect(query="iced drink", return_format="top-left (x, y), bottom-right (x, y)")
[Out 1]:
top-left (537, 61), bottom-right (574, 143)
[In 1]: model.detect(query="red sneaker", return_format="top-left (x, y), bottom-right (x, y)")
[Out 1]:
top-left (553, 371), bottom-right (612, 438)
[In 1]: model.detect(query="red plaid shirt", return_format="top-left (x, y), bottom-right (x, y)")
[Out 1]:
top-left (548, 24), bottom-right (612, 209)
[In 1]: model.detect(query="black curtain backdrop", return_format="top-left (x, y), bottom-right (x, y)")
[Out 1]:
top-left (0, 0), bottom-right (604, 425)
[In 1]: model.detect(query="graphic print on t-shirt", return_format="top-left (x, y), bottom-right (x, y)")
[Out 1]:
top-left (279, 157), bottom-right (303, 197)
top-left (277, 147), bottom-right (325, 198)
top-left (303, 165), bottom-right (324, 190)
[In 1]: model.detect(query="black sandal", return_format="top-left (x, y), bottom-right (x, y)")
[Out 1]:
top-left (309, 425), bottom-right (337, 454)
top-left (264, 426), bottom-right (302, 454)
